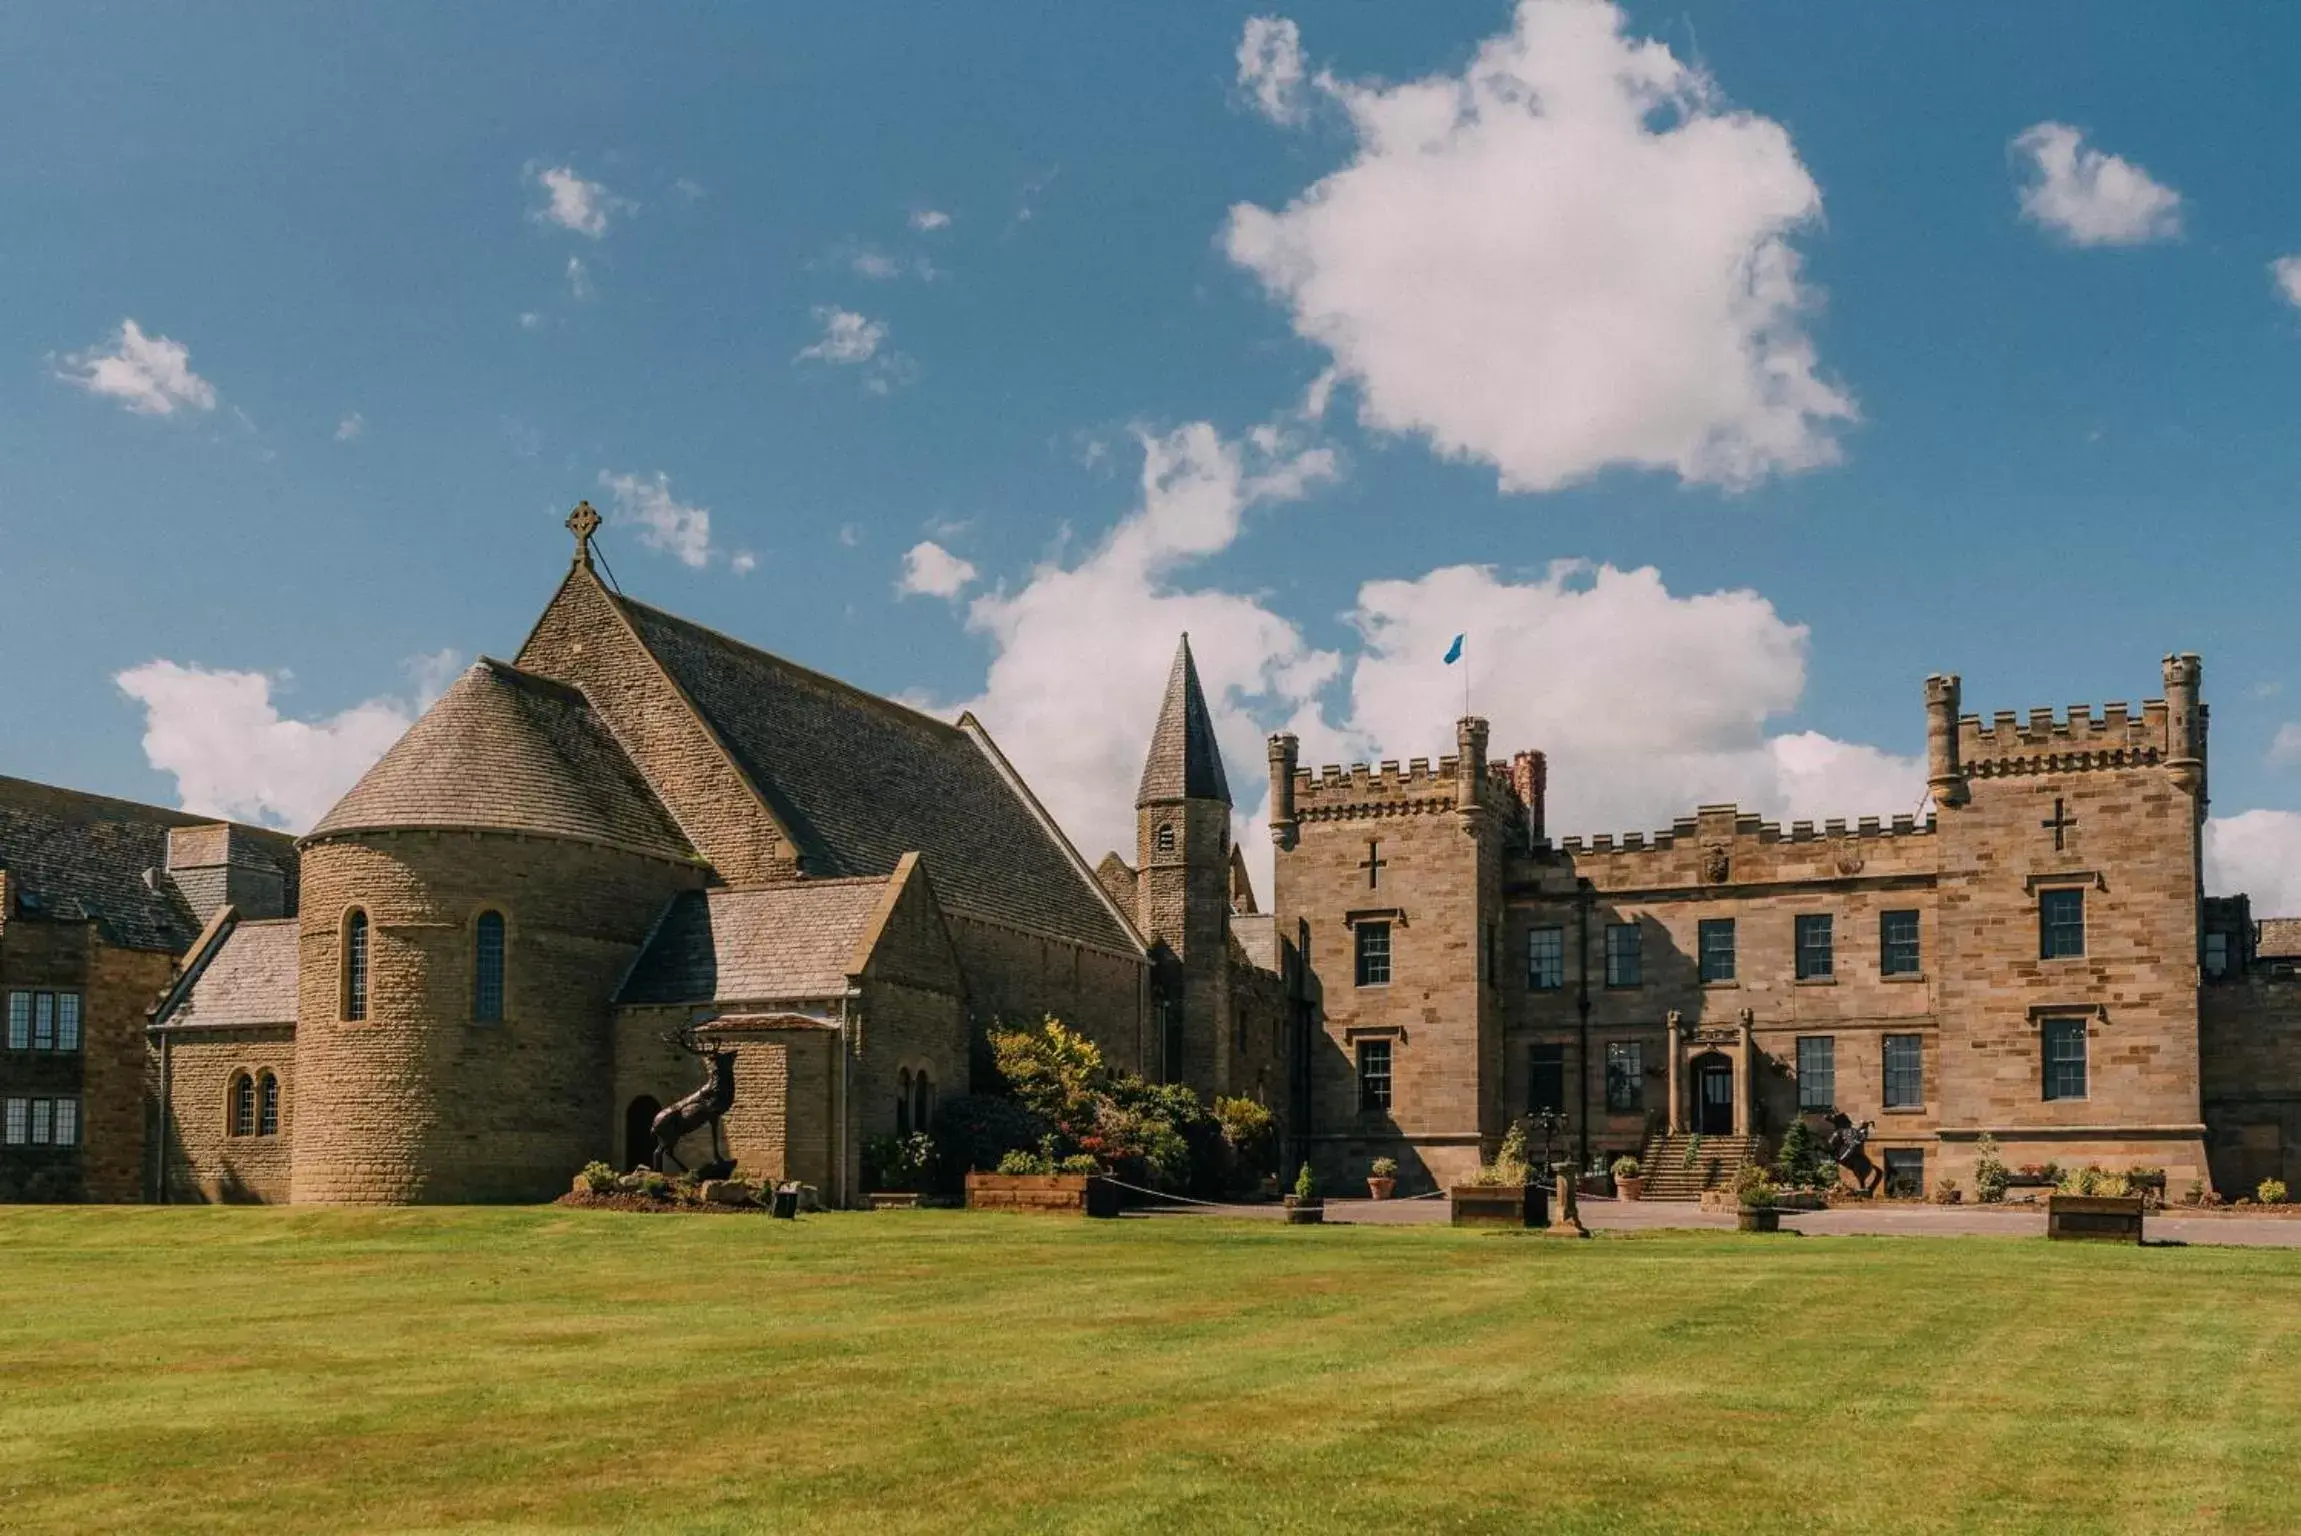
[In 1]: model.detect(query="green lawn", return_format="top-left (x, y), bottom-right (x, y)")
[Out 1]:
top-left (3, 1209), bottom-right (2298, 1534)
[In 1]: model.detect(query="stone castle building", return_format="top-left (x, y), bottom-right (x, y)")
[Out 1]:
top-left (5, 504), bottom-right (2298, 1205)
top-left (1266, 657), bottom-right (2301, 1199)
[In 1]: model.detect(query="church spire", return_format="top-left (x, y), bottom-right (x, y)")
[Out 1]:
top-left (1136, 634), bottom-right (1231, 808)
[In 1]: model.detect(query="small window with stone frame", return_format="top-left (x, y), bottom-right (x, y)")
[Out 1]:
top-left (1697, 918), bottom-right (1736, 984)
top-left (1604, 1041), bottom-right (1644, 1112)
top-left (1526, 926), bottom-right (1565, 990)
top-left (1604, 923), bottom-right (1642, 988)
top-left (344, 909), bottom-right (371, 1020)
top-left (1356, 1038), bottom-right (1393, 1112)
top-left (1795, 913), bottom-right (1834, 980)
top-left (473, 910), bottom-right (507, 1023)
top-left (1882, 1147), bottom-right (1925, 1199)
top-left (232, 1074), bottom-right (257, 1138)
top-left (1796, 1036), bottom-right (1836, 1112)
top-left (2039, 887), bottom-right (2085, 960)
top-left (1528, 1043), bottom-right (1566, 1115)
top-left (2042, 1017), bottom-right (2088, 1101)
top-left (258, 1072), bottom-right (281, 1137)
top-left (1880, 909), bottom-right (1921, 976)
top-left (2204, 930), bottom-right (2232, 981)
top-left (1883, 1033), bottom-right (1923, 1109)
top-left (1355, 921), bottom-right (1392, 987)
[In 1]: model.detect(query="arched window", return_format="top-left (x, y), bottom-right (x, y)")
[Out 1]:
top-left (473, 910), bottom-right (506, 1023)
top-left (344, 910), bottom-right (370, 1021)
top-left (231, 1073), bottom-right (256, 1137)
top-left (896, 1069), bottom-right (913, 1138)
top-left (257, 1072), bottom-right (280, 1137)
top-left (912, 1071), bottom-right (933, 1134)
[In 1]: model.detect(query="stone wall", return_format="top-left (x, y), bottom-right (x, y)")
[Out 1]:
top-left (153, 1025), bottom-right (294, 1203)
top-left (945, 913), bottom-right (1147, 1075)
top-left (2201, 976), bottom-right (2301, 1195)
top-left (1136, 795), bottom-right (1233, 1093)
top-left (292, 829), bottom-right (703, 1203)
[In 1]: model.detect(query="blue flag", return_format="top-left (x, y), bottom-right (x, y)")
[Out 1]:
top-left (1443, 633), bottom-right (1465, 665)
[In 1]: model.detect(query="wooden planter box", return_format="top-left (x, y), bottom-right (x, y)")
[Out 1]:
top-left (1450, 1183), bottom-right (1547, 1230)
top-left (965, 1172), bottom-right (1118, 1218)
top-left (1284, 1195), bottom-right (1325, 1225)
top-left (1737, 1205), bottom-right (1782, 1233)
top-left (2048, 1193), bottom-right (2145, 1243)
top-left (866, 1191), bottom-right (921, 1210)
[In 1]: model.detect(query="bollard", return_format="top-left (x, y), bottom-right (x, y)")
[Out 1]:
top-left (772, 1181), bottom-right (801, 1219)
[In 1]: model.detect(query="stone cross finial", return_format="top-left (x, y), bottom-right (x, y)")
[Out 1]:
top-left (567, 501), bottom-right (602, 568)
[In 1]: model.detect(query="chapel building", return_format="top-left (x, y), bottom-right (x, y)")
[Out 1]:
top-left (4, 505), bottom-right (1286, 1206)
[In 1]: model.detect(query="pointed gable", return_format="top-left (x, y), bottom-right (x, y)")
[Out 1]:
top-left (1136, 635), bottom-right (1231, 806)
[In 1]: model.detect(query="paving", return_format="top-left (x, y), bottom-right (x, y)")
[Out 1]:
top-left (1135, 1193), bottom-right (2301, 1248)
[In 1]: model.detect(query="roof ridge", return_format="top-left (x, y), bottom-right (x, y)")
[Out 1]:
top-left (711, 873), bottom-right (894, 893)
top-left (611, 592), bottom-right (965, 741)
top-left (0, 774), bottom-right (298, 850)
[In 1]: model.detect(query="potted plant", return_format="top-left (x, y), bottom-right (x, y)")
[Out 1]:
top-left (1367, 1156), bottom-right (1399, 1200)
top-left (1734, 1164), bottom-right (1782, 1233)
top-left (1612, 1154), bottom-right (1644, 1201)
top-left (1284, 1162), bottom-right (1324, 1225)
top-left (1450, 1123), bottom-right (1545, 1229)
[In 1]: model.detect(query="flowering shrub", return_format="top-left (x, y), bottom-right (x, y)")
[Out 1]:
top-left (862, 1132), bottom-right (937, 1194)
top-left (1611, 1155), bottom-right (1641, 1181)
top-left (1370, 1156), bottom-right (1399, 1180)
top-left (984, 1018), bottom-right (1225, 1193)
top-left (2259, 1179), bottom-right (2289, 1206)
top-left (579, 1160), bottom-right (618, 1194)
top-left (1973, 1135), bottom-right (2010, 1204)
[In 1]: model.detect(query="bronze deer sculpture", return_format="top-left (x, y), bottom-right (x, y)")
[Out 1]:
top-left (651, 1020), bottom-right (737, 1179)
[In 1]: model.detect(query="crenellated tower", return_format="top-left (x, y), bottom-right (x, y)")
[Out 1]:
top-left (1135, 635), bottom-right (1235, 1093)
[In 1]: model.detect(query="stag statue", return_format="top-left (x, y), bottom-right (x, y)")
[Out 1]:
top-left (651, 1020), bottom-right (737, 1179)
top-left (1826, 1112), bottom-right (1883, 1196)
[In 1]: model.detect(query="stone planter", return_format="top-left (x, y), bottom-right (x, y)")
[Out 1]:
top-left (866, 1191), bottom-right (921, 1210)
top-left (1450, 1183), bottom-right (1545, 1229)
top-left (1366, 1176), bottom-right (1396, 1201)
top-left (1617, 1175), bottom-right (1645, 1202)
top-left (1737, 1205), bottom-right (1782, 1233)
top-left (964, 1171), bottom-right (1118, 1218)
top-left (1283, 1195), bottom-right (1325, 1225)
top-left (2047, 1193), bottom-right (2145, 1243)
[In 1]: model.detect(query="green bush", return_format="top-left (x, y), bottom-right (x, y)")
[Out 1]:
top-left (2259, 1178), bottom-right (2289, 1206)
top-left (861, 1132), bottom-right (937, 1194)
top-left (1292, 1162), bottom-right (1318, 1202)
top-left (638, 1171), bottom-right (671, 1200)
top-left (935, 1094), bottom-right (1048, 1181)
top-left (1370, 1156), bottom-right (1399, 1180)
top-left (996, 1147), bottom-right (1054, 1176)
top-left (983, 1017), bottom-right (1224, 1194)
top-left (1056, 1154), bottom-right (1103, 1176)
top-left (578, 1160), bottom-right (617, 1194)
top-left (1215, 1096), bottom-right (1278, 1185)
top-left (1611, 1155), bottom-right (1641, 1181)
top-left (1773, 1118), bottom-right (1838, 1192)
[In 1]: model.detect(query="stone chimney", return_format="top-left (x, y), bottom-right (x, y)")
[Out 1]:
top-left (166, 825), bottom-right (287, 924)
top-left (1510, 750), bottom-right (1548, 844)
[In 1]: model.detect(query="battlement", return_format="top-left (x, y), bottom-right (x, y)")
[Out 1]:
top-left (1555, 803), bottom-right (1935, 858)
top-left (1956, 699), bottom-right (2169, 768)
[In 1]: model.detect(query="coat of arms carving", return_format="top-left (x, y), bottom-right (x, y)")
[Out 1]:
top-left (1701, 844), bottom-right (1730, 884)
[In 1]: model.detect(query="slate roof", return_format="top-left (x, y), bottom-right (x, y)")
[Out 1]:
top-left (1136, 635), bottom-right (1231, 806)
top-left (619, 879), bottom-right (893, 1004)
top-left (163, 919), bottom-right (300, 1027)
top-left (0, 776), bottom-right (296, 953)
top-left (308, 659), bottom-right (694, 864)
top-left (609, 595), bottom-right (1136, 953)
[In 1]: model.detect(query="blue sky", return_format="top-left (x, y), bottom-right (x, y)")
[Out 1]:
top-left (8, 4), bottom-right (2301, 902)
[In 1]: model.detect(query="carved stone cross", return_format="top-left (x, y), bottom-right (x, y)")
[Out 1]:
top-left (1360, 839), bottom-right (1386, 889)
top-left (567, 500), bottom-right (602, 566)
top-left (2041, 796), bottom-right (2078, 851)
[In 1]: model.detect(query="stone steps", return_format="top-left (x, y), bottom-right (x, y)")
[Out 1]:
top-left (1635, 1133), bottom-right (1766, 1201)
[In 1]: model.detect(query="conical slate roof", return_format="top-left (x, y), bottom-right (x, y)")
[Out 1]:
top-left (307, 659), bottom-right (694, 863)
top-left (1136, 635), bottom-right (1230, 807)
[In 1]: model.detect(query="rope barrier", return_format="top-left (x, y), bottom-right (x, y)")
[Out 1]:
top-left (1089, 1175), bottom-right (1456, 1210)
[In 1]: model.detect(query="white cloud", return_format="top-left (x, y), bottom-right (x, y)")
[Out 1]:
top-left (531, 164), bottom-right (629, 238)
top-left (795, 306), bottom-right (916, 393)
top-left (2272, 255), bottom-right (2301, 311)
top-left (56, 319), bottom-right (218, 417)
top-left (731, 551), bottom-right (758, 576)
top-left (2207, 811), bottom-right (2301, 915)
top-left (2268, 723), bottom-right (2301, 769)
top-left (566, 256), bottom-right (594, 300)
top-left (911, 209), bottom-right (952, 231)
top-left (851, 250), bottom-right (901, 280)
top-left (898, 541), bottom-right (979, 599)
top-left (115, 651), bottom-right (459, 832)
top-left (1224, 1), bottom-right (1853, 494)
top-left (2012, 122), bottom-right (2182, 247)
top-left (518, 311), bottom-right (543, 331)
top-left (1237, 16), bottom-right (1309, 125)
top-left (335, 412), bottom-right (364, 442)
top-left (597, 469), bottom-right (719, 569)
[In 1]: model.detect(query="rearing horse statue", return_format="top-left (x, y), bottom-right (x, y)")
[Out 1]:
top-left (651, 1021), bottom-right (737, 1178)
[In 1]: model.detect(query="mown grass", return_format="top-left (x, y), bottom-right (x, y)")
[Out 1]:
top-left (1, 1207), bottom-right (2298, 1534)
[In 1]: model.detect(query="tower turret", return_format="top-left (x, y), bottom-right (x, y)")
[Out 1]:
top-left (1135, 636), bottom-right (1234, 1093)
top-left (2163, 652), bottom-right (2204, 796)
top-left (1455, 716), bottom-right (1490, 827)
top-left (1267, 732), bottom-right (1300, 850)
top-left (1925, 673), bottom-right (1967, 808)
